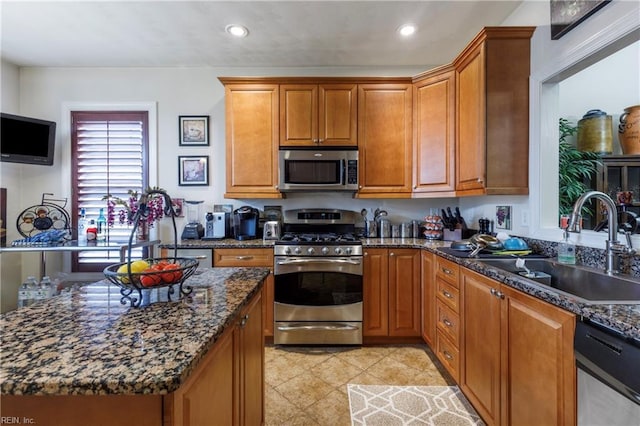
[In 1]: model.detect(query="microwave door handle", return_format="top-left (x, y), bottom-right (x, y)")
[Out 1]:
top-left (341, 159), bottom-right (346, 185)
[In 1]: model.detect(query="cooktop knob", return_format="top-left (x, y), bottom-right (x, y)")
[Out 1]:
top-left (307, 247), bottom-right (315, 255)
top-left (284, 247), bottom-right (292, 255)
top-left (294, 247), bottom-right (302, 255)
top-left (345, 247), bottom-right (353, 255)
top-left (321, 247), bottom-right (329, 255)
top-left (334, 247), bottom-right (343, 255)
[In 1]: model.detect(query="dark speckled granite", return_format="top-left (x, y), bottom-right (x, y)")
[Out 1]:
top-left (167, 237), bottom-right (640, 340)
top-left (0, 267), bottom-right (269, 396)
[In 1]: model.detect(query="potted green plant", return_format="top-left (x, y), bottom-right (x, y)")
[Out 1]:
top-left (558, 118), bottom-right (602, 217)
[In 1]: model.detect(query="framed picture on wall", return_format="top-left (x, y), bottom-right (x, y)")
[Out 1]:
top-left (550, 0), bottom-right (611, 40)
top-left (178, 156), bottom-right (209, 186)
top-left (496, 205), bottom-right (512, 230)
top-left (179, 115), bottom-right (209, 146)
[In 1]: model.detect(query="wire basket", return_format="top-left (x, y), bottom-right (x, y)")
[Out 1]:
top-left (103, 190), bottom-right (196, 307)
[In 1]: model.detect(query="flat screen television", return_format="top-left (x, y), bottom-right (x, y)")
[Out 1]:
top-left (1, 112), bottom-right (56, 166)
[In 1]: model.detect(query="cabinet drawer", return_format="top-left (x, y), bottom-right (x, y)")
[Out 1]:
top-left (435, 332), bottom-right (460, 382)
top-left (435, 256), bottom-right (459, 287)
top-left (162, 248), bottom-right (213, 269)
top-left (436, 278), bottom-right (460, 313)
top-left (213, 248), bottom-right (274, 267)
top-left (436, 300), bottom-right (460, 346)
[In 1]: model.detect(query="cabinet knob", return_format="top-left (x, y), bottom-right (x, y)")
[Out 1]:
top-left (443, 318), bottom-right (453, 327)
top-left (443, 350), bottom-right (453, 361)
top-left (390, 252), bottom-right (395, 256)
top-left (442, 290), bottom-right (453, 299)
top-left (441, 268), bottom-right (453, 275)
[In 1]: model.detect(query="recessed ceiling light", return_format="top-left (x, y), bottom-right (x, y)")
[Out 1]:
top-left (225, 24), bottom-right (249, 38)
top-left (397, 24), bottom-right (417, 37)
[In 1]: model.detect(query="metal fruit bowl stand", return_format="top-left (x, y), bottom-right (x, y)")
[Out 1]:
top-left (103, 189), bottom-right (197, 307)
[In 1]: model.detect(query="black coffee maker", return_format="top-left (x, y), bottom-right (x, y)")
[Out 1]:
top-left (233, 206), bottom-right (259, 240)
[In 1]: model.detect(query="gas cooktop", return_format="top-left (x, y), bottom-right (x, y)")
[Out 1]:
top-left (277, 232), bottom-right (360, 245)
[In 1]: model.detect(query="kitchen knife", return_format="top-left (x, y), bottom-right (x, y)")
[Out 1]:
top-left (446, 207), bottom-right (455, 223)
top-left (455, 207), bottom-right (468, 230)
top-left (441, 209), bottom-right (450, 227)
top-left (446, 207), bottom-right (456, 230)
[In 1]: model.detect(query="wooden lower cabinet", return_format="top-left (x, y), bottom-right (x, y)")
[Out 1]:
top-left (166, 290), bottom-right (264, 426)
top-left (420, 251), bottom-right (436, 346)
top-left (363, 248), bottom-right (420, 337)
top-left (214, 248), bottom-right (275, 337)
top-left (433, 256), bottom-right (461, 381)
top-left (460, 267), bottom-right (576, 426)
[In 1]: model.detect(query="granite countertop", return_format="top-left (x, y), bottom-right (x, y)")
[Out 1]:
top-left (0, 267), bottom-right (269, 396)
top-left (162, 238), bottom-right (640, 341)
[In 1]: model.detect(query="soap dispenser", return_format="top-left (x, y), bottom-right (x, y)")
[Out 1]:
top-left (558, 229), bottom-right (576, 264)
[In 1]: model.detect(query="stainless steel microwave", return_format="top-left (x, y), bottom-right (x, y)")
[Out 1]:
top-left (279, 149), bottom-right (358, 192)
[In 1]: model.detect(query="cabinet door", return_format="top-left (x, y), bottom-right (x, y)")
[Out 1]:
top-left (456, 45), bottom-right (486, 193)
top-left (421, 251), bottom-right (436, 345)
top-left (460, 268), bottom-right (501, 426)
top-left (236, 291), bottom-right (264, 426)
top-left (388, 249), bottom-right (421, 336)
top-left (213, 248), bottom-right (274, 338)
top-left (363, 248), bottom-right (389, 336)
top-left (319, 84), bottom-right (358, 146)
top-left (224, 84), bottom-right (281, 198)
top-left (357, 84), bottom-right (413, 196)
top-left (169, 326), bottom-right (235, 426)
top-left (280, 84), bottom-right (318, 146)
top-left (262, 273), bottom-right (275, 337)
top-left (500, 285), bottom-right (576, 426)
top-left (413, 68), bottom-right (456, 194)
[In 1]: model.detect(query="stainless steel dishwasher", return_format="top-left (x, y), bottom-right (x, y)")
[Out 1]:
top-left (574, 319), bottom-right (640, 425)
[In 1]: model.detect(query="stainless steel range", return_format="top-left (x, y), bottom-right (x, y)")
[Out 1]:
top-left (273, 209), bottom-right (363, 345)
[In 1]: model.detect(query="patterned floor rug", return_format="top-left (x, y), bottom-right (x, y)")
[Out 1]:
top-left (347, 384), bottom-right (485, 426)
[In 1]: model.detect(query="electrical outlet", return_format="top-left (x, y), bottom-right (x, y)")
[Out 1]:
top-left (521, 210), bottom-right (529, 227)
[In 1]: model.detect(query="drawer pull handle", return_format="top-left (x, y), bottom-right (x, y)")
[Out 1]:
top-left (441, 268), bottom-right (453, 275)
top-left (443, 350), bottom-right (453, 361)
top-left (442, 290), bottom-right (453, 299)
top-left (443, 318), bottom-right (453, 327)
top-left (490, 288), bottom-right (505, 299)
top-left (236, 256), bottom-right (254, 260)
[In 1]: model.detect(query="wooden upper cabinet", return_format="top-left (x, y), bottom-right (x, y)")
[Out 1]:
top-left (280, 83), bottom-right (357, 147)
top-left (413, 66), bottom-right (456, 196)
top-left (357, 83), bottom-right (413, 197)
top-left (222, 82), bottom-right (282, 199)
top-left (454, 27), bottom-right (535, 195)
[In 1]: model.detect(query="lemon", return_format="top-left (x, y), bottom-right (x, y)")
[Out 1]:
top-left (116, 260), bottom-right (150, 283)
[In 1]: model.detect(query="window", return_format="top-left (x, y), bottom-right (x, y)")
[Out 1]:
top-left (71, 111), bottom-right (149, 272)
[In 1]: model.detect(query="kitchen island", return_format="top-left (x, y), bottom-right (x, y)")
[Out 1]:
top-left (0, 266), bottom-right (269, 426)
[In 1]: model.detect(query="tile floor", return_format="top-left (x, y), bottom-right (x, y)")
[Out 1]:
top-left (264, 344), bottom-right (455, 425)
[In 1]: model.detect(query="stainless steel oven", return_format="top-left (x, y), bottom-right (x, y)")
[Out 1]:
top-left (273, 209), bottom-right (363, 345)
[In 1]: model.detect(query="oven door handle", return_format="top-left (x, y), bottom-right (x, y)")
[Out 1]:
top-left (277, 324), bottom-right (360, 332)
top-left (276, 258), bottom-right (361, 266)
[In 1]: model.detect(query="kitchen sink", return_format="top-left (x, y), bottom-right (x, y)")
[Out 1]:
top-left (477, 258), bottom-right (640, 304)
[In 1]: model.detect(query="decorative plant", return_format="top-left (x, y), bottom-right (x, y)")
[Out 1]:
top-left (103, 186), bottom-right (166, 228)
top-left (558, 118), bottom-right (602, 216)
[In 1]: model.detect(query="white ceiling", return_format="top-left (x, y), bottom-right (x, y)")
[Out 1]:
top-left (0, 1), bottom-right (524, 69)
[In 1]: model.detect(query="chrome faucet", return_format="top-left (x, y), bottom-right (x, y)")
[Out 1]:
top-left (566, 190), bottom-right (635, 275)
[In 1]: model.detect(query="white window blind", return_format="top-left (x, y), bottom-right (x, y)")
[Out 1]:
top-left (71, 111), bottom-right (149, 272)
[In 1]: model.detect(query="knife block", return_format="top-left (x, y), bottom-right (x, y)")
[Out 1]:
top-left (444, 228), bottom-right (478, 241)
top-left (443, 228), bottom-right (462, 241)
